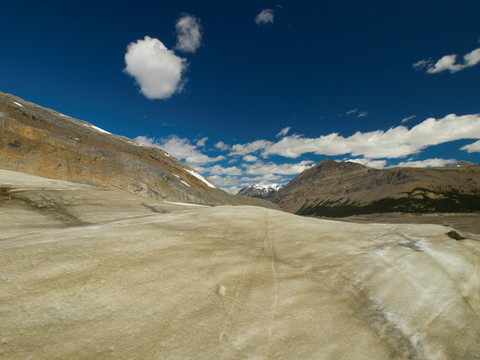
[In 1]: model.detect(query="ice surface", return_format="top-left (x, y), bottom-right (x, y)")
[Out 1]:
top-left (1, 170), bottom-right (480, 359)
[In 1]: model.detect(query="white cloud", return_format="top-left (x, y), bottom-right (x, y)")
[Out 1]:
top-left (229, 139), bottom-right (273, 156)
top-left (402, 115), bottom-right (416, 124)
top-left (261, 114), bottom-right (480, 159)
top-left (124, 36), bottom-right (187, 99)
top-left (427, 54), bottom-right (464, 73)
top-left (206, 165), bottom-right (243, 176)
top-left (412, 59), bottom-right (432, 71)
top-left (243, 155), bottom-right (258, 162)
top-left (215, 141), bottom-right (231, 151)
top-left (255, 9), bottom-right (274, 25)
top-left (175, 14), bottom-right (202, 53)
top-left (346, 109), bottom-right (358, 115)
top-left (196, 137), bottom-right (208, 147)
top-left (345, 158), bottom-right (387, 169)
top-left (276, 127), bottom-right (291, 138)
top-left (133, 135), bottom-right (224, 166)
top-left (414, 47), bottom-right (480, 74)
top-left (357, 111), bottom-right (368, 118)
top-left (396, 158), bottom-right (457, 168)
top-left (461, 140), bottom-right (480, 153)
top-left (243, 160), bottom-right (314, 176)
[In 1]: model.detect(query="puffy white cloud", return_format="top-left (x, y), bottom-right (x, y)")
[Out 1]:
top-left (414, 47), bottom-right (480, 74)
top-left (243, 155), bottom-right (258, 162)
top-left (243, 160), bottom-right (314, 176)
top-left (427, 54), bottom-right (464, 73)
top-left (461, 140), bottom-right (480, 153)
top-left (396, 158), bottom-right (457, 168)
top-left (464, 48), bottom-right (480, 67)
top-left (215, 141), bottom-right (230, 151)
top-left (276, 127), bottom-right (291, 138)
top-left (229, 140), bottom-right (273, 156)
top-left (124, 36), bottom-right (187, 99)
top-left (255, 9), bottom-right (274, 25)
top-left (262, 114), bottom-right (480, 159)
top-left (175, 14), bottom-right (202, 53)
top-left (133, 135), bottom-right (224, 166)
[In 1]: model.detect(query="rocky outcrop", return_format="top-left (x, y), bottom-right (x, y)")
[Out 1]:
top-left (0, 92), bottom-right (277, 208)
top-left (268, 159), bottom-right (480, 217)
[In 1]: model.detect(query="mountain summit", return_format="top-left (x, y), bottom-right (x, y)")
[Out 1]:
top-left (237, 182), bottom-right (284, 198)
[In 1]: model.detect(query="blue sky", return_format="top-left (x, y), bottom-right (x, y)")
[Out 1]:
top-left (1, 0), bottom-right (480, 193)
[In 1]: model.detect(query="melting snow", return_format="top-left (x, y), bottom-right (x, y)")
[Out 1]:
top-left (90, 125), bottom-right (111, 134)
top-left (186, 169), bottom-right (216, 188)
top-left (164, 201), bottom-right (205, 207)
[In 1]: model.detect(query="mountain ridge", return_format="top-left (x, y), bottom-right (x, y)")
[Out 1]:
top-left (267, 158), bottom-right (480, 216)
top-left (0, 91), bottom-right (278, 209)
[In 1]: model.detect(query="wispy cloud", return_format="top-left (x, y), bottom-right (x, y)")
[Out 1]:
top-left (207, 164), bottom-right (243, 176)
top-left (134, 135), bottom-right (224, 166)
top-left (255, 9), bottom-right (274, 26)
top-left (243, 160), bottom-right (314, 176)
top-left (243, 155), bottom-right (258, 162)
top-left (229, 139), bottom-right (273, 156)
top-left (276, 127), bottom-right (291, 138)
top-left (414, 47), bottom-right (480, 74)
top-left (124, 36), bottom-right (186, 99)
top-left (344, 109), bottom-right (367, 118)
top-left (402, 115), bottom-right (416, 124)
top-left (175, 14), bottom-right (202, 53)
top-left (196, 137), bottom-right (208, 147)
top-left (396, 158), bottom-right (457, 168)
top-left (461, 140), bottom-right (480, 153)
top-left (345, 158), bottom-right (387, 169)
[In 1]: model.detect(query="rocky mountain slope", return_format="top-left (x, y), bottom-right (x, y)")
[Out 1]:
top-left (268, 158), bottom-right (480, 217)
top-left (237, 182), bottom-right (284, 198)
top-left (2, 169), bottom-right (480, 359)
top-left (0, 92), bottom-right (276, 208)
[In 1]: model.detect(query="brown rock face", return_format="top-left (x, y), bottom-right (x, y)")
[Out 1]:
top-left (0, 92), bottom-right (277, 208)
top-left (268, 159), bottom-right (480, 216)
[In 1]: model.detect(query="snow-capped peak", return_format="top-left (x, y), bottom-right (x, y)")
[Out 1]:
top-left (251, 182), bottom-right (284, 191)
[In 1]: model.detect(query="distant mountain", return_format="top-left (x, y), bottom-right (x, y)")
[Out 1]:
top-left (268, 158), bottom-right (480, 217)
top-left (237, 183), bottom-right (284, 198)
top-left (0, 92), bottom-right (277, 208)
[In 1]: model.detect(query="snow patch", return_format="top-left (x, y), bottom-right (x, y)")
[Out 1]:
top-left (181, 180), bottom-right (190, 187)
top-left (164, 201), bottom-right (205, 207)
top-left (186, 169), bottom-right (216, 188)
top-left (90, 125), bottom-right (111, 134)
top-left (252, 182), bottom-right (284, 191)
top-left (12, 101), bottom-right (23, 107)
